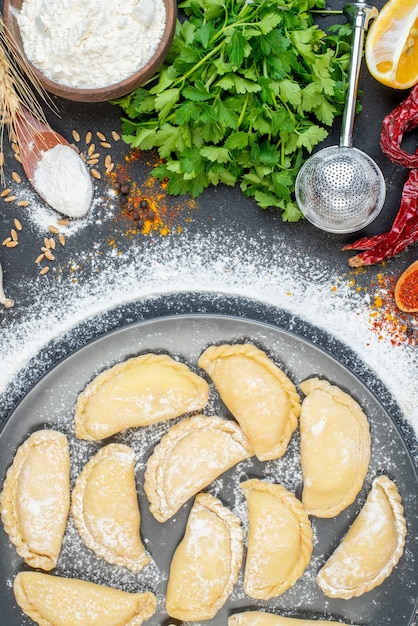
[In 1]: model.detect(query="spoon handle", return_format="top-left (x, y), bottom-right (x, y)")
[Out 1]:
top-left (340, 1), bottom-right (378, 148)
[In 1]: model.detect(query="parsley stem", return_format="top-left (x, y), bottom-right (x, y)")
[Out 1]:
top-left (174, 40), bottom-right (225, 88)
top-left (237, 92), bottom-right (250, 129)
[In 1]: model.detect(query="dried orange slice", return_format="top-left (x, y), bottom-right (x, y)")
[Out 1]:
top-left (365, 0), bottom-right (418, 89)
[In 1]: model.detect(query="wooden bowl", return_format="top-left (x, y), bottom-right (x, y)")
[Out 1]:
top-left (3, 0), bottom-right (177, 103)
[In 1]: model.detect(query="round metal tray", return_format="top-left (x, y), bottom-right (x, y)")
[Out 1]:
top-left (0, 313), bottom-right (417, 625)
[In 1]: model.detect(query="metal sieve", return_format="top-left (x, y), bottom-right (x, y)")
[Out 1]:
top-left (295, 1), bottom-right (386, 234)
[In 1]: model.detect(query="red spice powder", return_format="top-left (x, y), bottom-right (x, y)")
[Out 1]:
top-left (397, 269), bottom-right (418, 311)
top-left (351, 271), bottom-right (418, 347)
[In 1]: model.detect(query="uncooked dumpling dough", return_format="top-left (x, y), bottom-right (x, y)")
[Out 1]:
top-left (299, 377), bottom-right (371, 518)
top-left (144, 415), bottom-right (253, 522)
top-left (71, 443), bottom-right (150, 572)
top-left (0, 429), bottom-right (70, 571)
top-left (13, 571), bottom-right (157, 626)
top-left (166, 492), bottom-right (243, 621)
top-left (74, 353), bottom-right (209, 440)
top-left (229, 612), bottom-right (357, 625)
top-left (198, 343), bottom-right (301, 460)
top-left (241, 479), bottom-right (313, 599)
top-left (317, 475), bottom-right (407, 599)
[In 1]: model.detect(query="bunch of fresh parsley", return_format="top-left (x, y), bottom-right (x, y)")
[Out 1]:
top-left (117, 0), bottom-right (352, 221)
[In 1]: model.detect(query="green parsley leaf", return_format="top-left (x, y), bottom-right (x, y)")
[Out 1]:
top-left (117, 0), bottom-right (352, 221)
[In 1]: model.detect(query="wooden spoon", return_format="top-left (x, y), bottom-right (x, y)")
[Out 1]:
top-left (13, 105), bottom-right (93, 217)
top-left (13, 105), bottom-right (71, 198)
top-left (394, 260), bottom-right (418, 313)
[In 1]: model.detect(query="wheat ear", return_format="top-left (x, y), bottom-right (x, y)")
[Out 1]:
top-left (0, 14), bottom-right (56, 184)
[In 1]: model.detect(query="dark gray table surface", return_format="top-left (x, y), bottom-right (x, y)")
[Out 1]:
top-left (0, 1), bottom-right (417, 624)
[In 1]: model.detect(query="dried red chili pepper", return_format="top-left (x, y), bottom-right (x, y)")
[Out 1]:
top-left (347, 168), bottom-right (418, 266)
top-left (344, 169), bottom-right (416, 252)
top-left (344, 88), bottom-right (418, 266)
top-left (380, 84), bottom-right (418, 168)
top-left (390, 221), bottom-right (418, 255)
top-left (342, 231), bottom-right (387, 251)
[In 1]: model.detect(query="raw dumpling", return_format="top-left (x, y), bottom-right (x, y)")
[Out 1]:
top-left (0, 429), bottom-right (70, 571)
top-left (13, 571), bottom-right (157, 626)
top-left (74, 353), bottom-right (209, 440)
top-left (71, 443), bottom-right (150, 572)
top-left (166, 492), bottom-right (243, 621)
top-left (198, 343), bottom-right (301, 461)
top-left (317, 475), bottom-right (407, 599)
top-left (241, 478), bottom-right (313, 599)
top-left (299, 377), bottom-right (371, 518)
top-left (229, 612), bottom-right (358, 625)
top-left (144, 415), bottom-right (253, 522)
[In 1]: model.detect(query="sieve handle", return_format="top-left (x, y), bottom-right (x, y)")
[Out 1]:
top-left (340, 1), bottom-right (378, 148)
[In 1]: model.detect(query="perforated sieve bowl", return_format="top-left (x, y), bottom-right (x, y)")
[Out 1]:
top-left (295, 145), bottom-right (386, 234)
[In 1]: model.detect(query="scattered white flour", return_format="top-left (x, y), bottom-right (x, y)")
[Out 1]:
top-left (0, 214), bottom-right (417, 441)
top-left (33, 144), bottom-right (93, 218)
top-left (16, 0), bottom-right (167, 88)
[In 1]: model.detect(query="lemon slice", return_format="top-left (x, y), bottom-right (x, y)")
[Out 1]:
top-left (365, 0), bottom-right (418, 89)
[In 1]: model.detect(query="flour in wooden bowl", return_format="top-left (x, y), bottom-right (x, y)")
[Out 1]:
top-left (15, 0), bottom-right (167, 89)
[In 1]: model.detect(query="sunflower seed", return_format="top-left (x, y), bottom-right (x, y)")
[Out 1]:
top-left (72, 129), bottom-right (81, 142)
top-left (40, 266), bottom-right (49, 275)
top-left (96, 131), bottom-right (107, 141)
top-left (85, 131), bottom-right (92, 144)
top-left (17, 200), bottom-right (30, 207)
top-left (91, 169), bottom-right (101, 179)
top-left (111, 131), bottom-right (121, 141)
top-left (14, 218), bottom-right (23, 230)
